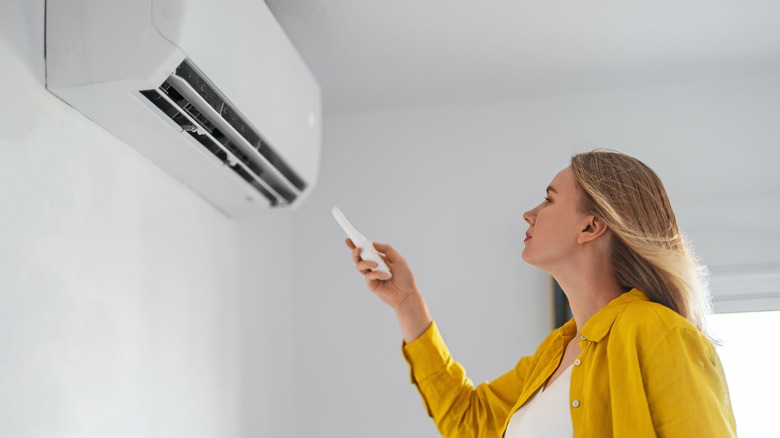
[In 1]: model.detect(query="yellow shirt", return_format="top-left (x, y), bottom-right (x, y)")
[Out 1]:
top-left (401, 289), bottom-right (736, 437)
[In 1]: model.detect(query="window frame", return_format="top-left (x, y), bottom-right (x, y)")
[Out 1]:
top-left (709, 265), bottom-right (780, 313)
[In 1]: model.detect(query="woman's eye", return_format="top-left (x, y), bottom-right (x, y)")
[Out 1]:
top-left (544, 196), bottom-right (551, 203)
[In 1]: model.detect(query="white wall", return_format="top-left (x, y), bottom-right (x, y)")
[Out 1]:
top-left (0, 1), bottom-right (296, 436)
top-left (292, 77), bottom-right (780, 437)
top-left (235, 212), bottom-right (298, 438)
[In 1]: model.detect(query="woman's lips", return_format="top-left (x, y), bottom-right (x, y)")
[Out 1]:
top-left (524, 232), bottom-right (532, 242)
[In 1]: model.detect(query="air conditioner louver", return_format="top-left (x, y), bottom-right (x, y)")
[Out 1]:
top-left (141, 60), bottom-right (305, 207)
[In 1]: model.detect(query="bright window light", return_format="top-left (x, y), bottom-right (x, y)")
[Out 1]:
top-left (707, 310), bottom-right (780, 437)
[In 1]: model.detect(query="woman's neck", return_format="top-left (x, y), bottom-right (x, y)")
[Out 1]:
top-left (553, 263), bottom-right (624, 335)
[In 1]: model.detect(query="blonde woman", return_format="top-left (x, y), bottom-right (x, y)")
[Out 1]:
top-left (344, 150), bottom-right (735, 437)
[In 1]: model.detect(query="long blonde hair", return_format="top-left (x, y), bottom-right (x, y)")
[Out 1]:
top-left (570, 149), bottom-right (712, 335)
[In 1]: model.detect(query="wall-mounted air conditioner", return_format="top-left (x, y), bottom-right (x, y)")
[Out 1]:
top-left (46, 0), bottom-right (321, 214)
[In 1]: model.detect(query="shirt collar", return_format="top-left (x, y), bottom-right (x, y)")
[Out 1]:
top-left (578, 288), bottom-right (648, 342)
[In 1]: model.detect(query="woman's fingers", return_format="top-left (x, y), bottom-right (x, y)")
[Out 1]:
top-left (347, 239), bottom-right (395, 279)
top-left (351, 246), bottom-right (361, 263)
top-left (356, 260), bottom-right (377, 273)
top-left (372, 242), bottom-right (396, 262)
top-left (366, 270), bottom-right (391, 282)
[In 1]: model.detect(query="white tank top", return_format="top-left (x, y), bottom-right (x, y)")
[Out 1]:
top-left (504, 364), bottom-right (574, 437)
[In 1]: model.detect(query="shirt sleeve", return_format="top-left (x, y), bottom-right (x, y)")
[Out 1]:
top-left (401, 321), bottom-right (531, 438)
top-left (643, 327), bottom-right (737, 437)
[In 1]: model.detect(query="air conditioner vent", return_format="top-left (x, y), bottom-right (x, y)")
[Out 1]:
top-left (140, 60), bottom-right (306, 207)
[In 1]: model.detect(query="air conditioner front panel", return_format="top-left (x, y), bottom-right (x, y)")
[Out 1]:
top-left (54, 79), bottom-right (276, 214)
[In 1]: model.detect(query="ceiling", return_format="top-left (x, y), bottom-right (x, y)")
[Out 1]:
top-left (265, 0), bottom-right (780, 113)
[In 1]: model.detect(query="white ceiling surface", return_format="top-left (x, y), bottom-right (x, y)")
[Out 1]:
top-left (265, 0), bottom-right (780, 113)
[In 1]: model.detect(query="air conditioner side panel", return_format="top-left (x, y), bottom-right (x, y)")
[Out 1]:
top-left (47, 0), bottom-right (156, 88)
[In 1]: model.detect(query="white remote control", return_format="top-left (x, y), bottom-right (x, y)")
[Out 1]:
top-left (332, 206), bottom-right (393, 279)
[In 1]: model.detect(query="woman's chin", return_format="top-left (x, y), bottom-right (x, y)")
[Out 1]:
top-left (521, 251), bottom-right (545, 270)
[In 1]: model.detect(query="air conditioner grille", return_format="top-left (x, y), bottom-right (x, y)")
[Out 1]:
top-left (140, 59), bottom-right (307, 207)
top-left (173, 61), bottom-right (307, 192)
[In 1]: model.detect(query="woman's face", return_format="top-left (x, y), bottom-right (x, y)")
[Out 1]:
top-left (522, 167), bottom-right (590, 271)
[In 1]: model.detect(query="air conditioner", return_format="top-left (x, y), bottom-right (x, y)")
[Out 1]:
top-left (45, 0), bottom-right (321, 214)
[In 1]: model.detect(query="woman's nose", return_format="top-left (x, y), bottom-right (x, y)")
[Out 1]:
top-left (523, 209), bottom-right (535, 225)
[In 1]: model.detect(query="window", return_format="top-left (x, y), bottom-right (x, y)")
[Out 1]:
top-left (707, 310), bottom-right (780, 437)
top-left (708, 266), bottom-right (780, 437)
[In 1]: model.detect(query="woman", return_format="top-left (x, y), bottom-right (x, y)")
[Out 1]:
top-left (344, 150), bottom-right (736, 437)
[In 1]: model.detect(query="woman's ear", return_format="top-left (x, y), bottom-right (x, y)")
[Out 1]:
top-left (577, 215), bottom-right (609, 244)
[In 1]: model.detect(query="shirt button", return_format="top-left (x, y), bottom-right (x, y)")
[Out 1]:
top-left (572, 400), bottom-right (580, 408)
top-left (580, 335), bottom-right (587, 341)
top-left (574, 359), bottom-right (581, 366)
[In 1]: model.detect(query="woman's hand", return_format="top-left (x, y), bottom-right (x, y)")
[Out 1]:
top-left (345, 239), bottom-right (419, 311)
top-left (345, 239), bottom-right (433, 343)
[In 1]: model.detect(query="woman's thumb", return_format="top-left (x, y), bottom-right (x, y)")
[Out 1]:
top-left (372, 242), bottom-right (395, 260)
